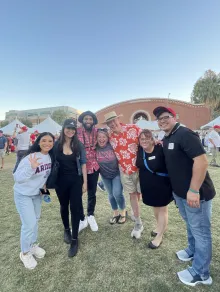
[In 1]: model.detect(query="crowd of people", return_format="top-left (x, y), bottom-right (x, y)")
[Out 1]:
top-left (1, 106), bottom-right (218, 287)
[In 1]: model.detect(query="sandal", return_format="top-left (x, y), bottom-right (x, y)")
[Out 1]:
top-left (118, 215), bottom-right (126, 224)
top-left (109, 215), bottom-right (120, 225)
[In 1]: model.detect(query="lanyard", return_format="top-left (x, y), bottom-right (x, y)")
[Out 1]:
top-left (142, 148), bottom-right (168, 177)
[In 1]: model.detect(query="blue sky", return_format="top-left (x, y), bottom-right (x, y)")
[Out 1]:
top-left (1, 0), bottom-right (220, 120)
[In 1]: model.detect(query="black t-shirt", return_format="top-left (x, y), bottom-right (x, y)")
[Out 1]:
top-left (163, 123), bottom-right (215, 201)
top-left (56, 149), bottom-right (78, 175)
top-left (136, 144), bottom-right (168, 174)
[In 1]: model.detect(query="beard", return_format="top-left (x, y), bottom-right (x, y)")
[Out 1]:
top-left (83, 122), bottom-right (93, 132)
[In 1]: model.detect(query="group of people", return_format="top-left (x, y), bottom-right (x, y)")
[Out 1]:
top-left (12, 106), bottom-right (216, 287)
top-left (0, 126), bottom-right (40, 171)
top-left (198, 127), bottom-right (220, 165)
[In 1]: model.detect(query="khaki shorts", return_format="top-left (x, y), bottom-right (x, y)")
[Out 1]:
top-left (120, 171), bottom-right (141, 194)
top-left (0, 149), bottom-right (5, 158)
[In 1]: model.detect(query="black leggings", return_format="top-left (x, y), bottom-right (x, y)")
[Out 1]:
top-left (55, 174), bottom-right (83, 239)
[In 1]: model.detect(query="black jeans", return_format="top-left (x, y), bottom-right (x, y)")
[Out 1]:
top-left (56, 174), bottom-right (83, 239)
top-left (80, 170), bottom-right (99, 220)
top-left (13, 150), bottom-right (28, 173)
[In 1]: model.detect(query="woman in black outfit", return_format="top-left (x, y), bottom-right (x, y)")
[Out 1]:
top-left (136, 130), bottom-right (173, 249)
top-left (55, 119), bottom-right (87, 257)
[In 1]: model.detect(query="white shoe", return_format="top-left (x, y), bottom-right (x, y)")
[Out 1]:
top-left (78, 217), bottom-right (88, 233)
top-left (20, 252), bottom-right (37, 270)
top-left (131, 223), bottom-right (144, 239)
top-left (30, 243), bottom-right (46, 258)
top-left (87, 215), bottom-right (98, 231)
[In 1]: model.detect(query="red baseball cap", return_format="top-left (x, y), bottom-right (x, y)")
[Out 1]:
top-left (34, 130), bottom-right (39, 134)
top-left (21, 126), bottom-right (28, 131)
top-left (213, 125), bottom-right (220, 129)
top-left (153, 106), bottom-right (176, 118)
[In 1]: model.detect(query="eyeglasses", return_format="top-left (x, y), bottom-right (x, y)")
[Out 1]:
top-left (97, 128), bottom-right (108, 132)
top-left (139, 137), bottom-right (152, 142)
top-left (157, 115), bottom-right (173, 122)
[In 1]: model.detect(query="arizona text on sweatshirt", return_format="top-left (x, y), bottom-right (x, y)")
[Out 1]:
top-left (13, 152), bottom-right (52, 196)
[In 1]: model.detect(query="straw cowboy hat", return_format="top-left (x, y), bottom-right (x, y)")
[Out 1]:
top-left (102, 111), bottom-right (123, 124)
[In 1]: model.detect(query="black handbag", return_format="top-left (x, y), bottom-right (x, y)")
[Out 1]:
top-left (46, 143), bottom-right (59, 189)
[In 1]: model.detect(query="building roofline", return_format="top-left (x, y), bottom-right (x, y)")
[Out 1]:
top-left (95, 97), bottom-right (207, 114)
top-left (6, 106), bottom-right (81, 114)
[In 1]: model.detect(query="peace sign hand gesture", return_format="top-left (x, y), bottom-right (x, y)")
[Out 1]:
top-left (29, 153), bottom-right (41, 169)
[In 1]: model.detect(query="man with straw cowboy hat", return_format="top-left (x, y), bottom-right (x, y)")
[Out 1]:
top-left (102, 111), bottom-right (143, 239)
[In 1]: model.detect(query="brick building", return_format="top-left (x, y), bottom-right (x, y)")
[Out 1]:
top-left (95, 98), bottom-right (211, 130)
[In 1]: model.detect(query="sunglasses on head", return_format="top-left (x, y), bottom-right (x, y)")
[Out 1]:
top-left (97, 128), bottom-right (108, 132)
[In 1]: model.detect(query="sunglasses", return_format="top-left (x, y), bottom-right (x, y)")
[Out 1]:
top-left (97, 128), bottom-right (108, 132)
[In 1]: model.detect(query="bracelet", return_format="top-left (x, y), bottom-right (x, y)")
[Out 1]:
top-left (189, 188), bottom-right (199, 194)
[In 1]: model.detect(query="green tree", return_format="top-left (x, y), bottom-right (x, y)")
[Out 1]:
top-left (51, 110), bottom-right (68, 125)
top-left (0, 120), bottom-right (9, 127)
top-left (20, 119), bottom-right (33, 128)
top-left (191, 70), bottom-right (220, 117)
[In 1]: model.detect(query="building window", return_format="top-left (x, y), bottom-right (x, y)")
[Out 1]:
top-left (133, 112), bottom-right (149, 123)
top-left (176, 113), bottom-right (179, 119)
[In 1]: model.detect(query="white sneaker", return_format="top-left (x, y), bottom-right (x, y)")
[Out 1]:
top-left (131, 223), bottom-right (144, 239)
top-left (20, 252), bottom-right (37, 270)
top-left (78, 217), bottom-right (88, 233)
top-left (87, 215), bottom-right (98, 231)
top-left (30, 243), bottom-right (46, 258)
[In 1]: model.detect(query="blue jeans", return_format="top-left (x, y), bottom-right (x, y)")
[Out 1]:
top-left (173, 193), bottom-right (212, 278)
top-left (14, 192), bottom-right (42, 253)
top-left (101, 175), bottom-right (125, 211)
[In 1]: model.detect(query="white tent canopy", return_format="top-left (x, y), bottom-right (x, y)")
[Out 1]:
top-left (136, 118), bottom-right (160, 130)
top-left (32, 117), bottom-right (62, 135)
top-left (0, 118), bottom-right (28, 135)
top-left (200, 116), bottom-right (220, 129)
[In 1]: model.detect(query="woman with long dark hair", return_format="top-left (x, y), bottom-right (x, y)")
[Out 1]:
top-left (55, 119), bottom-right (87, 257)
top-left (13, 132), bottom-right (54, 269)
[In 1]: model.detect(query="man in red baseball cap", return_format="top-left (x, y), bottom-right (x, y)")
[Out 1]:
top-left (153, 106), bottom-right (216, 286)
top-left (208, 125), bottom-right (220, 167)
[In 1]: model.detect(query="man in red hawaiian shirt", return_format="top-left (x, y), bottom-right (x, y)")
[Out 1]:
top-left (103, 111), bottom-right (143, 239)
top-left (77, 111), bottom-right (99, 232)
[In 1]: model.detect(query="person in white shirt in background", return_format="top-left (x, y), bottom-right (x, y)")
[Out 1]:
top-left (13, 125), bottom-right (31, 173)
top-left (204, 129), bottom-right (212, 153)
top-left (13, 132), bottom-right (54, 270)
top-left (208, 125), bottom-right (220, 167)
top-left (157, 130), bottom-right (165, 141)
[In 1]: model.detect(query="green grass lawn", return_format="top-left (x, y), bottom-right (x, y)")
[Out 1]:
top-left (0, 153), bottom-right (220, 292)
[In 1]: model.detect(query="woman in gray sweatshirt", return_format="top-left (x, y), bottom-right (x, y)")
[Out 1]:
top-left (13, 132), bottom-right (54, 270)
